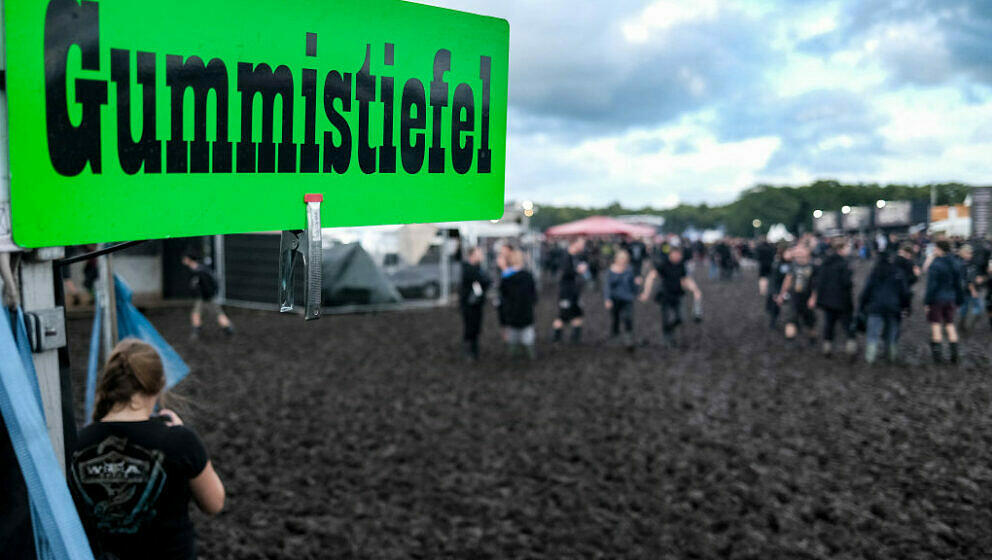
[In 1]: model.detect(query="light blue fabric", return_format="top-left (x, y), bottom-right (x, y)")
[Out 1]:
top-left (85, 275), bottom-right (190, 424)
top-left (83, 303), bottom-right (102, 422)
top-left (13, 308), bottom-right (45, 412)
top-left (113, 275), bottom-right (189, 389)
top-left (0, 308), bottom-right (96, 560)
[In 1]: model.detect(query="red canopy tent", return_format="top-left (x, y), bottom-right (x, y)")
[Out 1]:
top-left (544, 216), bottom-right (656, 238)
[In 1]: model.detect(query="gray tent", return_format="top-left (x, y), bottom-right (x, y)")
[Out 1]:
top-left (321, 243), bottom-right (402, 306)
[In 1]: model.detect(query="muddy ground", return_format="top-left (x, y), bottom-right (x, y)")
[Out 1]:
top-left (68, 265), bottom-right (992, 559)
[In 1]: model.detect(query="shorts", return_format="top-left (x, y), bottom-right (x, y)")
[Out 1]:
top-left (927, 301), bottom-right (957, 324)
top-left (506, 326), bottom-right (535, 346)
top-left (784, 295), bottom-right (816, 329)
top-left (558, 298), bottom-right (584, 321)
top-left (759, 263), bottom-right (772, 278)
top-left (193, 298), bottom-right (225, 316)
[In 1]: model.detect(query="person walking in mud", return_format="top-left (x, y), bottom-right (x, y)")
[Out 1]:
top-left (553, 237), bottom-right (588, 344)
top-left (756, 237), bottom-right (776, 296)
top-left (955, 245), bottom-right (984, 333)
top-left (182, 252), bottom-right (234, 340)
top-left (70, 339), bottom-right (225, 559)
top-left (809, 239), bottom-right (857, 358)
top-left (499, 249), bottom-right (538, 359)
top-left (459, 247), bottom-right (491, 361)
top-left (493, 242), bottom-right (515, 341)
top-left (765, 245), bottom-right (791, 330)
top-left (776, 245), bottom-right (817, 347)
top-left (640, 247), bottom-right (701, 347)
top-left (604, 250), bottom-right (639, 350)
top-left (859, 250), bottom-right (912, 364)
top-left (714, 240), bottom-right (735, 281)
top-left (924, 240), bottom-right (964, 363)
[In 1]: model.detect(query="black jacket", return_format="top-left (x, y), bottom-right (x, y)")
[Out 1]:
top-left (894, 255), bottom-right (918, 286)
top-left (499, 270), bottom-right (537, 328)
top-left (189, 264), bottom-right (218, 300)
top-left (924, 255), bottom-right (964, 306)
top-left (459, 262), bottom-right (491, 308)
top-left (814, 254), bottom-right (853, 312)
top-left (859, 257), bottom-right (911, 316)
top-left (756, 242), bottom-right (775, 267)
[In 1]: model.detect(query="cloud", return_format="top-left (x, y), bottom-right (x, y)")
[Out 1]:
top-left (417, 0), bottom-right (992, 208)
top-left (422, 0), bottom-right (780, 132)
top-left (716, 88), bottom-right (888, 175)
top-left (803, 0), bottom-right (992, 88)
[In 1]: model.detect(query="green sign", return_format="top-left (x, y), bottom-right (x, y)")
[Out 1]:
top-left (4, 0), bottom-right (508, 247)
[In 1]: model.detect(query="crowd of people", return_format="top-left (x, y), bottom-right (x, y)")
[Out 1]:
top-left (459, 236), bottom-right (704, 359)
top-left (459, 231), bottom-right (992, 365)
top-left (757, 232), bottom-right (991, 364)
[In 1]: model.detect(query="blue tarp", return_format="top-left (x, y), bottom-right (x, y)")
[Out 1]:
top-left (84, 275), bottom-right (190, 421)
top-left (0, 307), bottom-right (95, 560)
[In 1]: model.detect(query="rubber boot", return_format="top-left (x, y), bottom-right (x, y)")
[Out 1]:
top-left (552, 327), bottom-right (563, 343)
top-left (223, 325), bottom-right (235, 336)
top-left (950, 342), bottom-right (959, 364)
top-left (845, 339), bottom-right (858, 361)
top-left (865, 342), bottom-right (878, 364)
top-left (524, 344), bottom-right (536, 360)
top-left (570, 326), bottom-right (583, 344)
top-left (887, 344), bottom-right (899, 364)
top-left (931, 342), bottom-right (943, 364)
top-left (190, 326), bottom-right (201, 341)
top-left (623, 332), bottom-right (635, 351)
top-left (464, 340), bottom-right (479, 361)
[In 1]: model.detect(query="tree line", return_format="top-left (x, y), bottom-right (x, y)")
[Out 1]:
top-left (530, 181), bottom-right (978, 237)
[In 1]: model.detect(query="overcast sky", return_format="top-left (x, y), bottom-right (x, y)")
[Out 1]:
top-left (420, 0), bottom-right (992, 208)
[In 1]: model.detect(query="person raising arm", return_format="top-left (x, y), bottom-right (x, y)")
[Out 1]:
top-left (70, 339), bottom-right (225, 560)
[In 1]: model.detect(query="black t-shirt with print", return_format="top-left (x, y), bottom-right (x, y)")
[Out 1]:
top-left (69, 420), bottom-right (208, 560)
top-left (654, 259), bottom-right (687, 303)
top-left (789, 262), bottom-right (816, 296)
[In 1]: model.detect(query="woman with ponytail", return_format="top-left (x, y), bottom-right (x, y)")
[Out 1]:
top-left (69, 339), bottom-right (224, 560)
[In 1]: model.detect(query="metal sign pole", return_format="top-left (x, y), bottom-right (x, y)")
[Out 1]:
top-left (213, 235), bottom-right (226, 302)
top-left (440, 234), bottom-right (451, 302)
top-left (19, 253), bottom-right (66, 472)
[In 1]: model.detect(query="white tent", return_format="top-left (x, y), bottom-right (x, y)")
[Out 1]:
top-left (767, 224), bottom-right (795, 243)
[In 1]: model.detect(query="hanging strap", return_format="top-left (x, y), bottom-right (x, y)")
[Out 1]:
top-left (84, 302), bottom-right (102, 423)
top-left (0, 307), bottom-right (95, 560)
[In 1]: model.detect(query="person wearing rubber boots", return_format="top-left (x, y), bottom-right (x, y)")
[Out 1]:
top-left (552, 237), bottom-right (588, 344)
top-left (641, 247), bottom-right (701, 348)
top-left (459, 247), bottom-right (491, 361)
top-left (924, 240), bottom-right (964, 364)
top-left (809, 239), bottom-right (857, 359)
